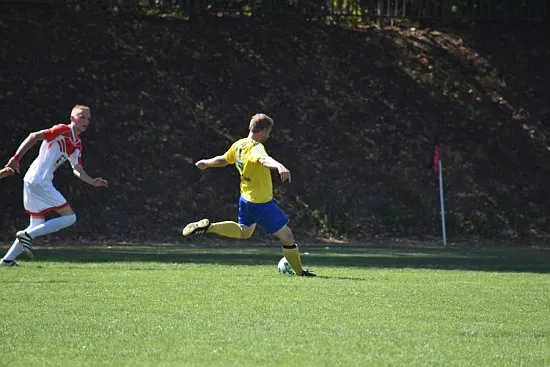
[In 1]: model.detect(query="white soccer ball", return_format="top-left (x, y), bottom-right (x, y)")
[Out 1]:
top-left (277, 257), bottom-right (294, 275)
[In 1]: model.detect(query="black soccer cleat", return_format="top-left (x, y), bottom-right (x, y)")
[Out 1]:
top-left (182, 219), bottom-right (211, 236)
top-left (0, 259), bottom-right (20, 267)
top-left (300, 269), bottom-right (317, 277)
top-left (16, 231), bottom-right (33, 259)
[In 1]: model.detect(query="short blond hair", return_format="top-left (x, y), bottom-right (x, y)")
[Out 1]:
top-left (71, 104), bottom-right (90, 115)
top-left (249, 113), bottom-right (274, 133)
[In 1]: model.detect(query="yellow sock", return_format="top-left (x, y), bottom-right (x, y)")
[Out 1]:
top-left (207, 221), bottom-right (243, 239)
top-left (282, 244), bottom-right (303, 275)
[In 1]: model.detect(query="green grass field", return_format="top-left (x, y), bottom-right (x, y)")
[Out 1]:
top-left (0, 242), bottom-right (548, 366)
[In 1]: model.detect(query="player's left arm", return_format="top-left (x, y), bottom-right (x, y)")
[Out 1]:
top-left (72, 163), bottom-right (108, 187)
top-left (259, 156), bottom-right (291, 183)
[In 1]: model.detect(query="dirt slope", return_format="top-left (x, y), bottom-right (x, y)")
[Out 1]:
top-left (1, 6), bottom-right (549, 244)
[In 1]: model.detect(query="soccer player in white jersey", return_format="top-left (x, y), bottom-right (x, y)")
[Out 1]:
top-left (1, 105), bottom-right (108, 266)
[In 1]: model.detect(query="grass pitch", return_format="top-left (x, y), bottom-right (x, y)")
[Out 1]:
top-left (0, 242), bottom-right (548, 366)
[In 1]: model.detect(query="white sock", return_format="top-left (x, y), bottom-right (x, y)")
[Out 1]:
top-left (2, 216), bottom-right (45, 261)
top-left (27, 214), bottom-right (76, 239)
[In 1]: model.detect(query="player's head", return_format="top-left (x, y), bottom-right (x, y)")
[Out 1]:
top-left (249, 113), bottom-right (274, 143)
top-left (70, 105), bottom-right (91, 134)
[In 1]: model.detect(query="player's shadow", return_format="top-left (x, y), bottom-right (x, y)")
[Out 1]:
top-left (12, 242), bottom-right (550, 274)
top-left (315, 275), bottom-right (372, 281)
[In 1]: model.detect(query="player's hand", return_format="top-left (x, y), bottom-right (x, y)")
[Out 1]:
top-left (195, 160), bottom-right (208, 170)
top-left (6, 158), bottom-right (20, 174)
top-left (278, 166), bottom-right (291, 183)
top-left (92, 177), bottom-right (108, 187)
top-left (0, 167), bottom-right (15, 179)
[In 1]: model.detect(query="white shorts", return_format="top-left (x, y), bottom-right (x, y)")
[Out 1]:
top-left (23, 181), bottom-right (68, 216)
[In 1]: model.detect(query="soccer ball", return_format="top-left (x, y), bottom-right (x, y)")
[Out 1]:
top-left (277, 257), bottom-right (294, 275)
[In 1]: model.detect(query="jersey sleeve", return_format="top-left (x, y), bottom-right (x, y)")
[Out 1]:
top-left (248, 143), bottom-right (267, 163)
top-left (42, 124), bottom-right (70, 142)
top-left (223, 142), bottom-right (237, 164)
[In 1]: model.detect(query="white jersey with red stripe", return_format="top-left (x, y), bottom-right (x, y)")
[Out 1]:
top-left (24, 124), bottom-right (83, 185)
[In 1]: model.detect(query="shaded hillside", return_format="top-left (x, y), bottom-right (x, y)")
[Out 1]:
top-left (1, 6), bottom-right (549, 243)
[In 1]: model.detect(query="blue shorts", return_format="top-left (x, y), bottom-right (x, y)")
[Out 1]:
top-left (238, 195), bottom-right (289, 234)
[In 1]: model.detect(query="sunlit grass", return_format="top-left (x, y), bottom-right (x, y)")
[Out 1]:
top-left (0, 243), bottom-right (548, 366)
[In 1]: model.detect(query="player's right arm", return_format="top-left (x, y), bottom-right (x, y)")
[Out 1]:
top-left (5, 130), bottom-right (46, 174)
top-left (195, 155), bottom-right (230, 170)
top-left (195, 142), bottom-right (236, 170)
top-left (5, 125), bottom-right (68, 174)
top-left (0, 167), bottom-right (15, 179)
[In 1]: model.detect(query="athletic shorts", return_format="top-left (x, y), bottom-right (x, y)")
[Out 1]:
top-left (238, 195), bottom-right (289, 234)
top-left (23, 181), bottom-right (68, 216)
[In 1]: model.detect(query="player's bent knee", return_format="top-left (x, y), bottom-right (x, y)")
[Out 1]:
top-left (240, 231), bottom-right (253, 239)
top-left (65, 214), bottom-right (77, 227)
top-left (240, 228), bottom-right (254, 239)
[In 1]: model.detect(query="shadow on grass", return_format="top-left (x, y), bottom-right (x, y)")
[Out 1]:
top-left (7, 242), bottom-right (549, 274)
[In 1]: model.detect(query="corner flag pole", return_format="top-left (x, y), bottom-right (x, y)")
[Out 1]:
top-left (438, 159), bottom-right (447, 246)
top-left (433, 140), bottom-right (447, 246)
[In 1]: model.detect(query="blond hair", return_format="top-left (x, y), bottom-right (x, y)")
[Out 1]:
top-left (71, 104), bottom-right (90, 115)
top-left (249, 113), bottom-right (274, 133)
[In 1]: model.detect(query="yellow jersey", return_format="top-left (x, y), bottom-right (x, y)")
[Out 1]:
top-left (223, 138), bottom-right (272, 203)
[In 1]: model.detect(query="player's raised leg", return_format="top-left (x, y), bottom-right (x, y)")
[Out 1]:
top-left (25, 205), bottom-right (77, 241)
top-left (14, 183), bottom-right (77, 258)
top-left (182, 219), bottom-right (255, 239)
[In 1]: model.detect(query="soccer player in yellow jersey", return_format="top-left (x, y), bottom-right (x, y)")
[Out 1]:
top-left (182, 113), bottom-right (316, 276)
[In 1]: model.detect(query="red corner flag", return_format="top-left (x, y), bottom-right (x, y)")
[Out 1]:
top-left (433, 141), bottom-right (442, 172)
